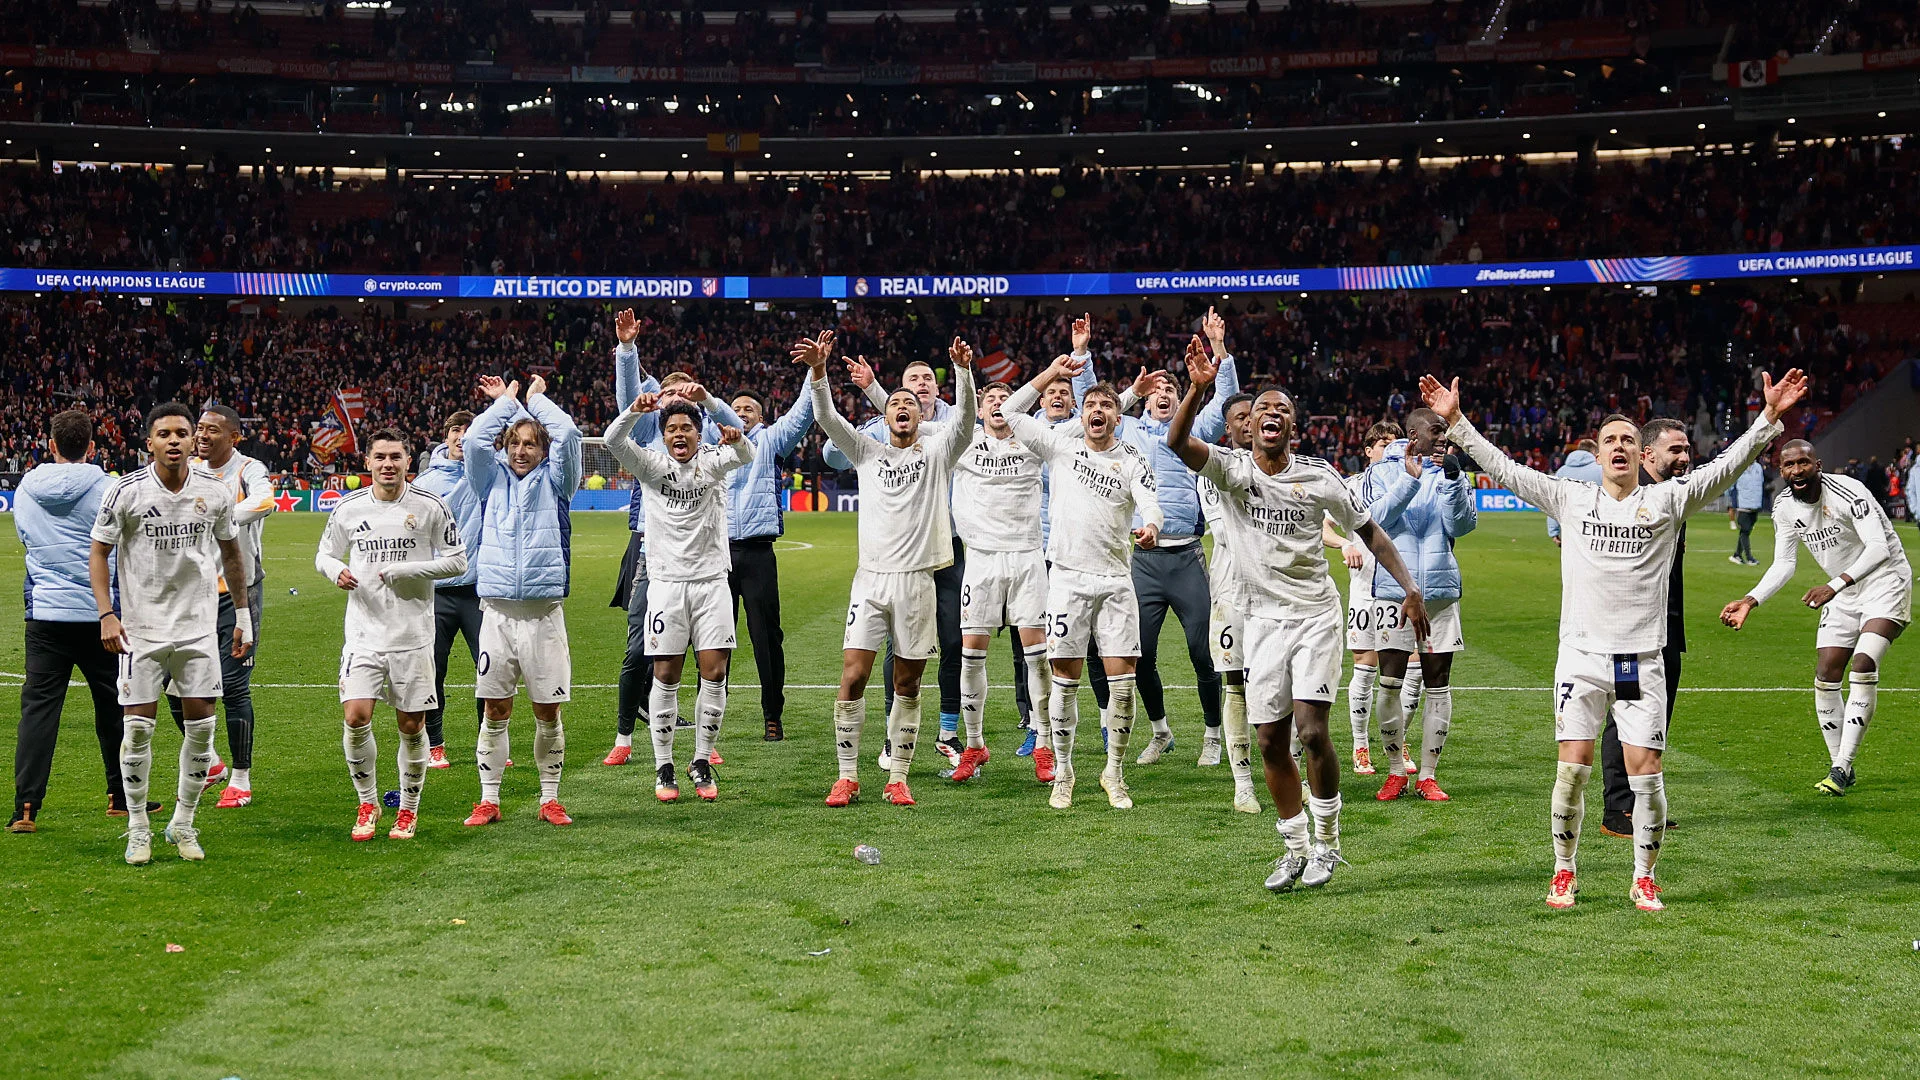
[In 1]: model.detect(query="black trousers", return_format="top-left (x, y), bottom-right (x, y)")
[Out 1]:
top-left (883, 535), bottom-right (966, 718)
top-left (15, 620), bottom-right (124, 809)
top-left (1734, 509), bottom-right (1758, 561)
top-left (166, 584), bottom-right (259, 769)
top-left (617, 538), bottom-right (652, 737)
top-left (426, 583), bottom-right (485, 749)
top-left (1601, 644), bottom-right (1682, 818)
top-left (1129, 544), bottom-right (1224, 728)
top-left (728, 539), bottom-right (787, 724)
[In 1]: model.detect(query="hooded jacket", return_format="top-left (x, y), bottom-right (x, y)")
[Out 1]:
top-left (1545, 449), bottom-right (1600, 540)
top-left (1362, 440), bottom-right (1477, 603)
top-left (15, 462), bottom-right (113, 622)
top-left (413, 443), bottom-right (483, 588)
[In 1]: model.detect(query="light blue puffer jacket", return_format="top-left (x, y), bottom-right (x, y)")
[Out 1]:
top-left (414, 444), bottom-right (483, 588)
top-left (465, 392), bottom-right (582, 600)
top-left (721, 375), bottom-right (817, 541)
top-left (1362, 440), bottom-right (1478, 603)
top-left (14, 462), bottom-right (113, 622)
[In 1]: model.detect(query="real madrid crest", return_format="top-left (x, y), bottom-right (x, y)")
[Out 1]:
top-left (193, 496), bottom-right (207, 514)
top-left (1290, 483), bottom-right (1304, 498)
top-left (404, 513), bottom-right (418, 530)
top-left (1634, 505), bottom-right (1651, 524)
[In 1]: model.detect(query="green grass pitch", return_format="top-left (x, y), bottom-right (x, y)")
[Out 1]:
top-left (3, 509), bottom-right (1918, 1078)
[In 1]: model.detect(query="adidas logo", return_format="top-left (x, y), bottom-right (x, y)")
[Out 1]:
top-left (554, 687), bottom-right (565, 696)
top-left (142, 506), bottom-right (163, 519)
top-left (356, 520), bottom-right (372, 533)
top-left (352, 770), bottom-right (371, 780)
top-left (1316, 685), bottom-right (1331, 696)
top-left (424, 694), bottom-right (438, 705)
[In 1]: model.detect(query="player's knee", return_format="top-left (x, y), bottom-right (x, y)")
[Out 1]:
top-left (1849, 652), bottom-right (1878, 675)
top-left (483, 699), bottom-right (513, 722)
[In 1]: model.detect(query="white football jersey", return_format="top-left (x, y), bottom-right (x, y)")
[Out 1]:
top-left (316, 486), bottom-right (466, 653)
top-left (91, 465), bottom-right (239, 641)
top-left (193, 451), bottom-right (275, 584)
top-left (1198, 473), bottom-right (1235, 593)
top-left (1200, 446), bottom-right (1366, 619)
top-left (1004, 412), bottom-right (1161, 578)
top-left (1449, 413), bottom-right (1781, 653)
top-left (604, 410), bottom-right (753, 582)
top-left (1750, 473), bottom-right (1912, 604)
top-left (953, 429), bottom-right (1044, 554)
top-left (815, 368), bottom-right (977, 573)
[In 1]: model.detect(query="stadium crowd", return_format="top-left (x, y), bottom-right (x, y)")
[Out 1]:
top-left (0, 278), bottom-right (1907, 495)
top-left (4, 137), bottom-right (1916, 278)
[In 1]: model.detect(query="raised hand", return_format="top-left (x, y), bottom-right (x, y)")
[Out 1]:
top-left (845, 354), bottom-right (876, 389)
top-left (1071, 312), bottom-right (1091, 354)
top-left (718, 425), bottom-right (744, 445)
top-left (679, 381), bottom-right (710, 403)
top-left (1184, 335), bottom-right (1218, 388)
top-left (628, 392), bottom-right (660, 415)
top-left (1404, 444), bottom-right (1424, 477)
top-left (1203, 305), bottom-right (1227, 356)
top-left (949, 337), bottom-right (974, 370)
top-left (1131, 366), bottom-right (1170, 399)
top-left (791, 331), bottom-right (832, 370)
top-left (527, 373), bottom-right (548, 398)
top-left (1047, 353), bottom-right (1086, 382)
top-left (1761, 368), bottom-right (1810, 421)
top-left (614, 307), bottom-right (639, 344)
top-left (1418, 374), bottom-right (1462, 425)
top-left (479, 375), bottom-right (514, 401)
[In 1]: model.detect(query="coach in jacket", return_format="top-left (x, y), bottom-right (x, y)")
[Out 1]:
top-left (721, 376), bottom-right (816, 740)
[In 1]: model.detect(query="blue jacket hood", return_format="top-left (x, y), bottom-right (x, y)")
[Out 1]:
top-left (1562, 449), bottom-right (1598, 469)
top-left (15, 462), bottom-right (113, 622)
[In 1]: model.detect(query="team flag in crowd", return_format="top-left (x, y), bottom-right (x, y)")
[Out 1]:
top-left (310, 388), bottom-right (365, 464)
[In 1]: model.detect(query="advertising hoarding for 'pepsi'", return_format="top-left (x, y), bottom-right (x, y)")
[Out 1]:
top-left (2, 244), bottom-right (1914, 300)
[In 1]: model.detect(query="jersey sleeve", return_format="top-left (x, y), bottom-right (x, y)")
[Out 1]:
top-left (1834, 480), bottom-right (1895, 586)
top-left (1745, 495), bottom-right (1800, 605)
top-left (930, 365), bottom-right (978, 466)
top-left (384, 499), bottom-right (470, 583)
top-left (315, 509), bottom-right (351, 582)
top-left (1446, 417), bottom-right (1570, 519)
top-left (1671, 415), bottom-right (1783, 518)
top-left (211, 486), bottom-right (240, 542)
top-left (761, 373), bottom-right (819, 457)
top-left (1003, 410), bottom-right (1066, 464)
top-left (1325, 471), bottom-right (1370, 534)
top-left (1191, 352), bottom-right (1240, 444)
top-left (1197, 444), bottom-right (1251, 496)
top-left (1131, 456), bottom-right (1163, 531)
top-left (89, 485), bottom-right (124, 547)
top-left (812, 375), bottom-right (875, 467)
top-left (230, 458), bottom-right (276, 525)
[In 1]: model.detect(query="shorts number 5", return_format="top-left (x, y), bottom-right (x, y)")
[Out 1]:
top-left (1049, 613), bottom-right (1069, 639)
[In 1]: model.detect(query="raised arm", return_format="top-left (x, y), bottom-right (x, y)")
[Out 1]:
top-left (760, 372), bottom-right (819, 458)
top-left (523, 375), bottom-right (581, 498)
top-left (464, 379), bottom-right (521, 501)
top-left (1002, 407), bottom-right (1067, 464)
top-left (613, 308), bottom-right (661, 410)
top-left (701, 427), bottom-right (757, 481)
top-left (929, 339), bottom-right (979, 466)
top-left (1680, 370), bottom-right (1804, 517)
top-left (1192, 310), bottom-right (1239, 443)
top-left (847, 355), bottom-right (889, 413)
top-left (794, 331), bottom-right (870, 465)
top-left (1363, 456), bottom-right (1422, 530)
top-left (1421, 375), bottom-right (1570, 520)
top-left (603, 403), bottom-right (673, 486)
top-left (1069, 312), bottom-right (1095, 409)
top-left (1165, 337), bottom-right (1218, 473)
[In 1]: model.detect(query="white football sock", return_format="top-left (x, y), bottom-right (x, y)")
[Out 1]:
top-left (397, 727), bottom-right (427, 814)
top-left (1050, 676), bottom-right (1080, 781)
top-left (475, 718), bottom-right (508, 804)
top-left (833, 698), bottom-right (864, 781)
top-left (959, 648), bottom-right (988, 749)
top-left (1105, 673), bottom-right (1136, 772)
top-left (533, 717), bottom-right (564, 803)
top-left (886, 693), bottom-right (920, 784)
top-left (1403, 660), bottom-right (1425, 714)
top-left (229, 767), bottom-right (251, 791)
top-left (1276, 811), bottom-right (1311, 860)
top-left (120, 715), bottom-right (155, 830)
top-left (1814, 679), bottom-right (1845, 764)
top-left (1375, 675), bottom-right (1407, 775)
top-left (1223, 683), bottom-right (1252, 788)
top-left (1025, 644), bottom-right (1052, 746)
top-left (343, 722), bottom-right (378, 805)
top-left (695, 679), bottom-right (726, 763)
top-left (171, 716), bottom-right (216, 830)
top-left (649, 681), bottom-right (681, 770)
top-left (1837, 670), bottom-right (1878, 773)
top-left (1418, 686), bottom-right (1453, 782)
top-left (1629, 772), bottom-right (1667, 880)
top-left (1347, 662), bottom-right (1377, 750)
top-left (1308, 793), bottom-right (1342, 854)
top-left (1551, 761), bottom-right (1590, 873)
top-left (614, 731), bottom-right (633, 750)
top-left (1150, 715), bottom-right (1172, 738)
